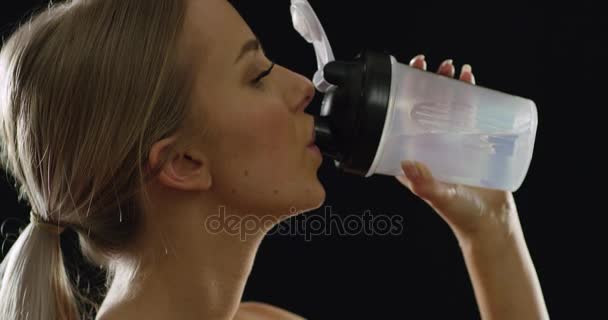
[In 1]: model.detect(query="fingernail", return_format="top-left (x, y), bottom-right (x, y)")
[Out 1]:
top-left (462, 64), bottom-right (472, 74)
top-left (440, 59), bottom-right (453, 68)
top-left (402, 161), bottom-right (420, 180)
top-left (410, 54), bottom-right (425, 64)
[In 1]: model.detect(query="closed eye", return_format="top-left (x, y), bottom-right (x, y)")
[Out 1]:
top-left (252, 62), bottom-right (275, 84)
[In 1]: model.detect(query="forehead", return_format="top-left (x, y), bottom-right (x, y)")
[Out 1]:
top-left (182, 0), bottom-right (254, 68)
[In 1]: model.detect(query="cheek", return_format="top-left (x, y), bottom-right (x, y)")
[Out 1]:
top-left (211, 102), bottom-right (299, 201)
top-left (246, 106), bottom-right (294, 168)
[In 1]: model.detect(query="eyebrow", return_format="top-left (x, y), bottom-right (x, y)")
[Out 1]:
top-left (234, 37), bottom-right (265, 64)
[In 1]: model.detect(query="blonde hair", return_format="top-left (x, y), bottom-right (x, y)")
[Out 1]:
top-left (0, 0), bottom-right (196, 318)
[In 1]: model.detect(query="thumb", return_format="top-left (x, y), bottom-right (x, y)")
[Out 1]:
top-left (397, 161), bottom-right (457, 208)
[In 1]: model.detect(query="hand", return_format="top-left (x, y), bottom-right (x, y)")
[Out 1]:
top-left (396, 55), bottom-right (519, 241)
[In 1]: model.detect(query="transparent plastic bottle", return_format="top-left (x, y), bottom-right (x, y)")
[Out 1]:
top-left (370, 59), bottom-right (538, 191)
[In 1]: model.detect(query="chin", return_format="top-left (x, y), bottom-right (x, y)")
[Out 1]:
top-left (303, 182), bottom-right (326, 212)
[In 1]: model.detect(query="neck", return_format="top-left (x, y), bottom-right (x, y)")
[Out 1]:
top-left (101, 202), bottom-right (269, 320)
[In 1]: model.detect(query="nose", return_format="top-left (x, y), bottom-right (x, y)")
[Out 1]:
top-left (295, 79), bottom-right (315, 113)
top-left (282, 66), bottom-right (315, 113)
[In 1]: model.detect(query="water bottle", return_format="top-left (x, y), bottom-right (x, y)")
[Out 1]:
top-left (291, 0), bottom-right (538, 192)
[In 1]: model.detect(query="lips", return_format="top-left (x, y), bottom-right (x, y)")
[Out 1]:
top-left (307, 127), bottom-right (316, 146)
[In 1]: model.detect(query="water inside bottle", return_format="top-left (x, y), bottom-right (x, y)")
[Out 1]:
top-left (383, 131), bottom-right (532, 190)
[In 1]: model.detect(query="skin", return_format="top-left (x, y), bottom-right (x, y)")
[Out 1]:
top-left (96, 0), bottom-right (549, 319)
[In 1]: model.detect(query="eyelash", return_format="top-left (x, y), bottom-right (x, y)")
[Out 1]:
top-left (251, 62), bottom-right (275, 88)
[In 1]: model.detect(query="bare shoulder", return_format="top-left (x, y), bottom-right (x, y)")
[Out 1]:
top-left (234, 301), bottom-right (306, 320)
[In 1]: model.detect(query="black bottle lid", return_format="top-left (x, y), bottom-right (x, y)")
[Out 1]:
top-left (314, 50), bottom-right (392, 176)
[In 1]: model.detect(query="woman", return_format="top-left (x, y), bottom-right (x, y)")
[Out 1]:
top-left (0, 0), bottom-right (548, 319)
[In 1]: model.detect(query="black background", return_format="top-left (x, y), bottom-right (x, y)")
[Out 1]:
top-left (1, 1), bottom-right (605, 319)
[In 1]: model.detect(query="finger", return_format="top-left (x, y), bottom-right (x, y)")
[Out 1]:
top-left (437, 59), bottom-right (455, 78)
top-left (409, 54), bottom-right (427, 71)
top-left (395, 174), bottom-right (413, 190)
top-left (459, 64), bottom-right (476, 85)
top-left (400, 161), bottom-right (457, 206)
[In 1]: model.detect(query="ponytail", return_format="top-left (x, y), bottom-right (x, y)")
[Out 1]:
top-left (0, 212), bottom-right (79, 320)
top-left (0, 0), bottom-right (194, 318)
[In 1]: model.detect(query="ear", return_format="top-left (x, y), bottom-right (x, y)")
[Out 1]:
top-left (148, 137), bottom-right (213, 191)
